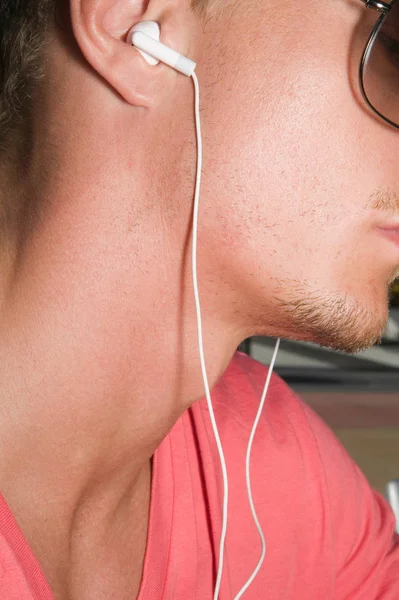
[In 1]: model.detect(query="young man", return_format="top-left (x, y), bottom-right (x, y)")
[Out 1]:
top-left (0, 0), bottom-right (398, 598)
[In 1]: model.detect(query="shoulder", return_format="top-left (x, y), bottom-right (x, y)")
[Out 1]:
top-left (203, 352), bottom-right (399, 591)
top-left (192, 350), bottom-right (334, 502)
top-left (208, 351), bottom-right (366, 488)
top-left (198, 351), bottom-right (376, 524)
top-left (187, 351), bottom-right (399, 596)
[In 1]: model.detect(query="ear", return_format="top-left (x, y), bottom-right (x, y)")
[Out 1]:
top-left (69, 0), bottom-right (196, 107)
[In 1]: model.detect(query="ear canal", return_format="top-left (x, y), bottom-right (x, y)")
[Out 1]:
top-left (129, 21), bottom-right (160, 66)
top-left (129, 21), bottom-right (197, 76)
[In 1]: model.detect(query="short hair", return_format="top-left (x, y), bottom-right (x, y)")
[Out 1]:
top-left (0, 0), bottom-right (208, 152)
top-left (0, 1), bottom-right (53, 151)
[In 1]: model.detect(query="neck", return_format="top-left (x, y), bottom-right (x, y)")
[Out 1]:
top-left (0, 117), bottom-right (242, 542)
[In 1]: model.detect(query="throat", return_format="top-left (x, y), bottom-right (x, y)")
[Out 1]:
top-left (64, 457), bottom-right (153, 600)
top-left (6, 457), bottom-right (154, 600)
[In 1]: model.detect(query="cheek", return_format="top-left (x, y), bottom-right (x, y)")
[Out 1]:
top-left (202, 7), bottom-right (381, 280)
top-left (204, 70), bottom-right (357, 276)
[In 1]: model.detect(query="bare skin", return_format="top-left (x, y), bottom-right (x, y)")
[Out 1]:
top-left (0, 0), bottom-right (398, 597)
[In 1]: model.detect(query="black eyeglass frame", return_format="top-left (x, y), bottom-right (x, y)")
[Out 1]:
top-left (359, 0), bottom-right (399, 129)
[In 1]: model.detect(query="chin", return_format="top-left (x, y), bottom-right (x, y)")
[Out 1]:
top-left (274, 284), bottom-right (390, 355)
top-left (304, 315), bottom-right (387, 354)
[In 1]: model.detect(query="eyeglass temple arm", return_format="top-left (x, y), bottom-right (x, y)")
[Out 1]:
top-left (361, 0), bottom-right (391, 13)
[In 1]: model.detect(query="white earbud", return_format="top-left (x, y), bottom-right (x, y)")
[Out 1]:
top-left (129, 21), bottom-right (196, 77)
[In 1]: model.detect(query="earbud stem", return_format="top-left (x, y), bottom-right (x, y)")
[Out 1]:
top-left (132, 31), bottom-right (196, 77)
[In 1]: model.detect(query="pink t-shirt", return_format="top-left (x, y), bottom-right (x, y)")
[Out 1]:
top-left (1, 352), bottom-right (398, 599)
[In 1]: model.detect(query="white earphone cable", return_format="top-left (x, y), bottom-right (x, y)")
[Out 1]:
top-left (191, 71), bottom-right (229, 600)
top-left (190, 71), bottom-right (281, 600)
top-left (233, 336), bottom-right (280, 599)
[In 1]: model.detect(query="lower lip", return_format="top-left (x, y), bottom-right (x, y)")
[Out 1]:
top-left (377, 228), bottom-right (399, 247)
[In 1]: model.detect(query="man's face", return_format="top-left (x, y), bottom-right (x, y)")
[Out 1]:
top-left (199, 0), bottom-right (399, 353)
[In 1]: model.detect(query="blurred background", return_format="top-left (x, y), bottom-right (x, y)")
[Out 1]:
top-left (238, 278), bottom-right (399, 531)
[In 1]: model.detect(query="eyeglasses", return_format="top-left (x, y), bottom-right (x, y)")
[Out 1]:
top-left (360, 0), bottom-right (399, 129)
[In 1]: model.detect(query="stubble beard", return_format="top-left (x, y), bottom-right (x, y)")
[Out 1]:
top-left (273, 282), bottom-right (390, 354)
